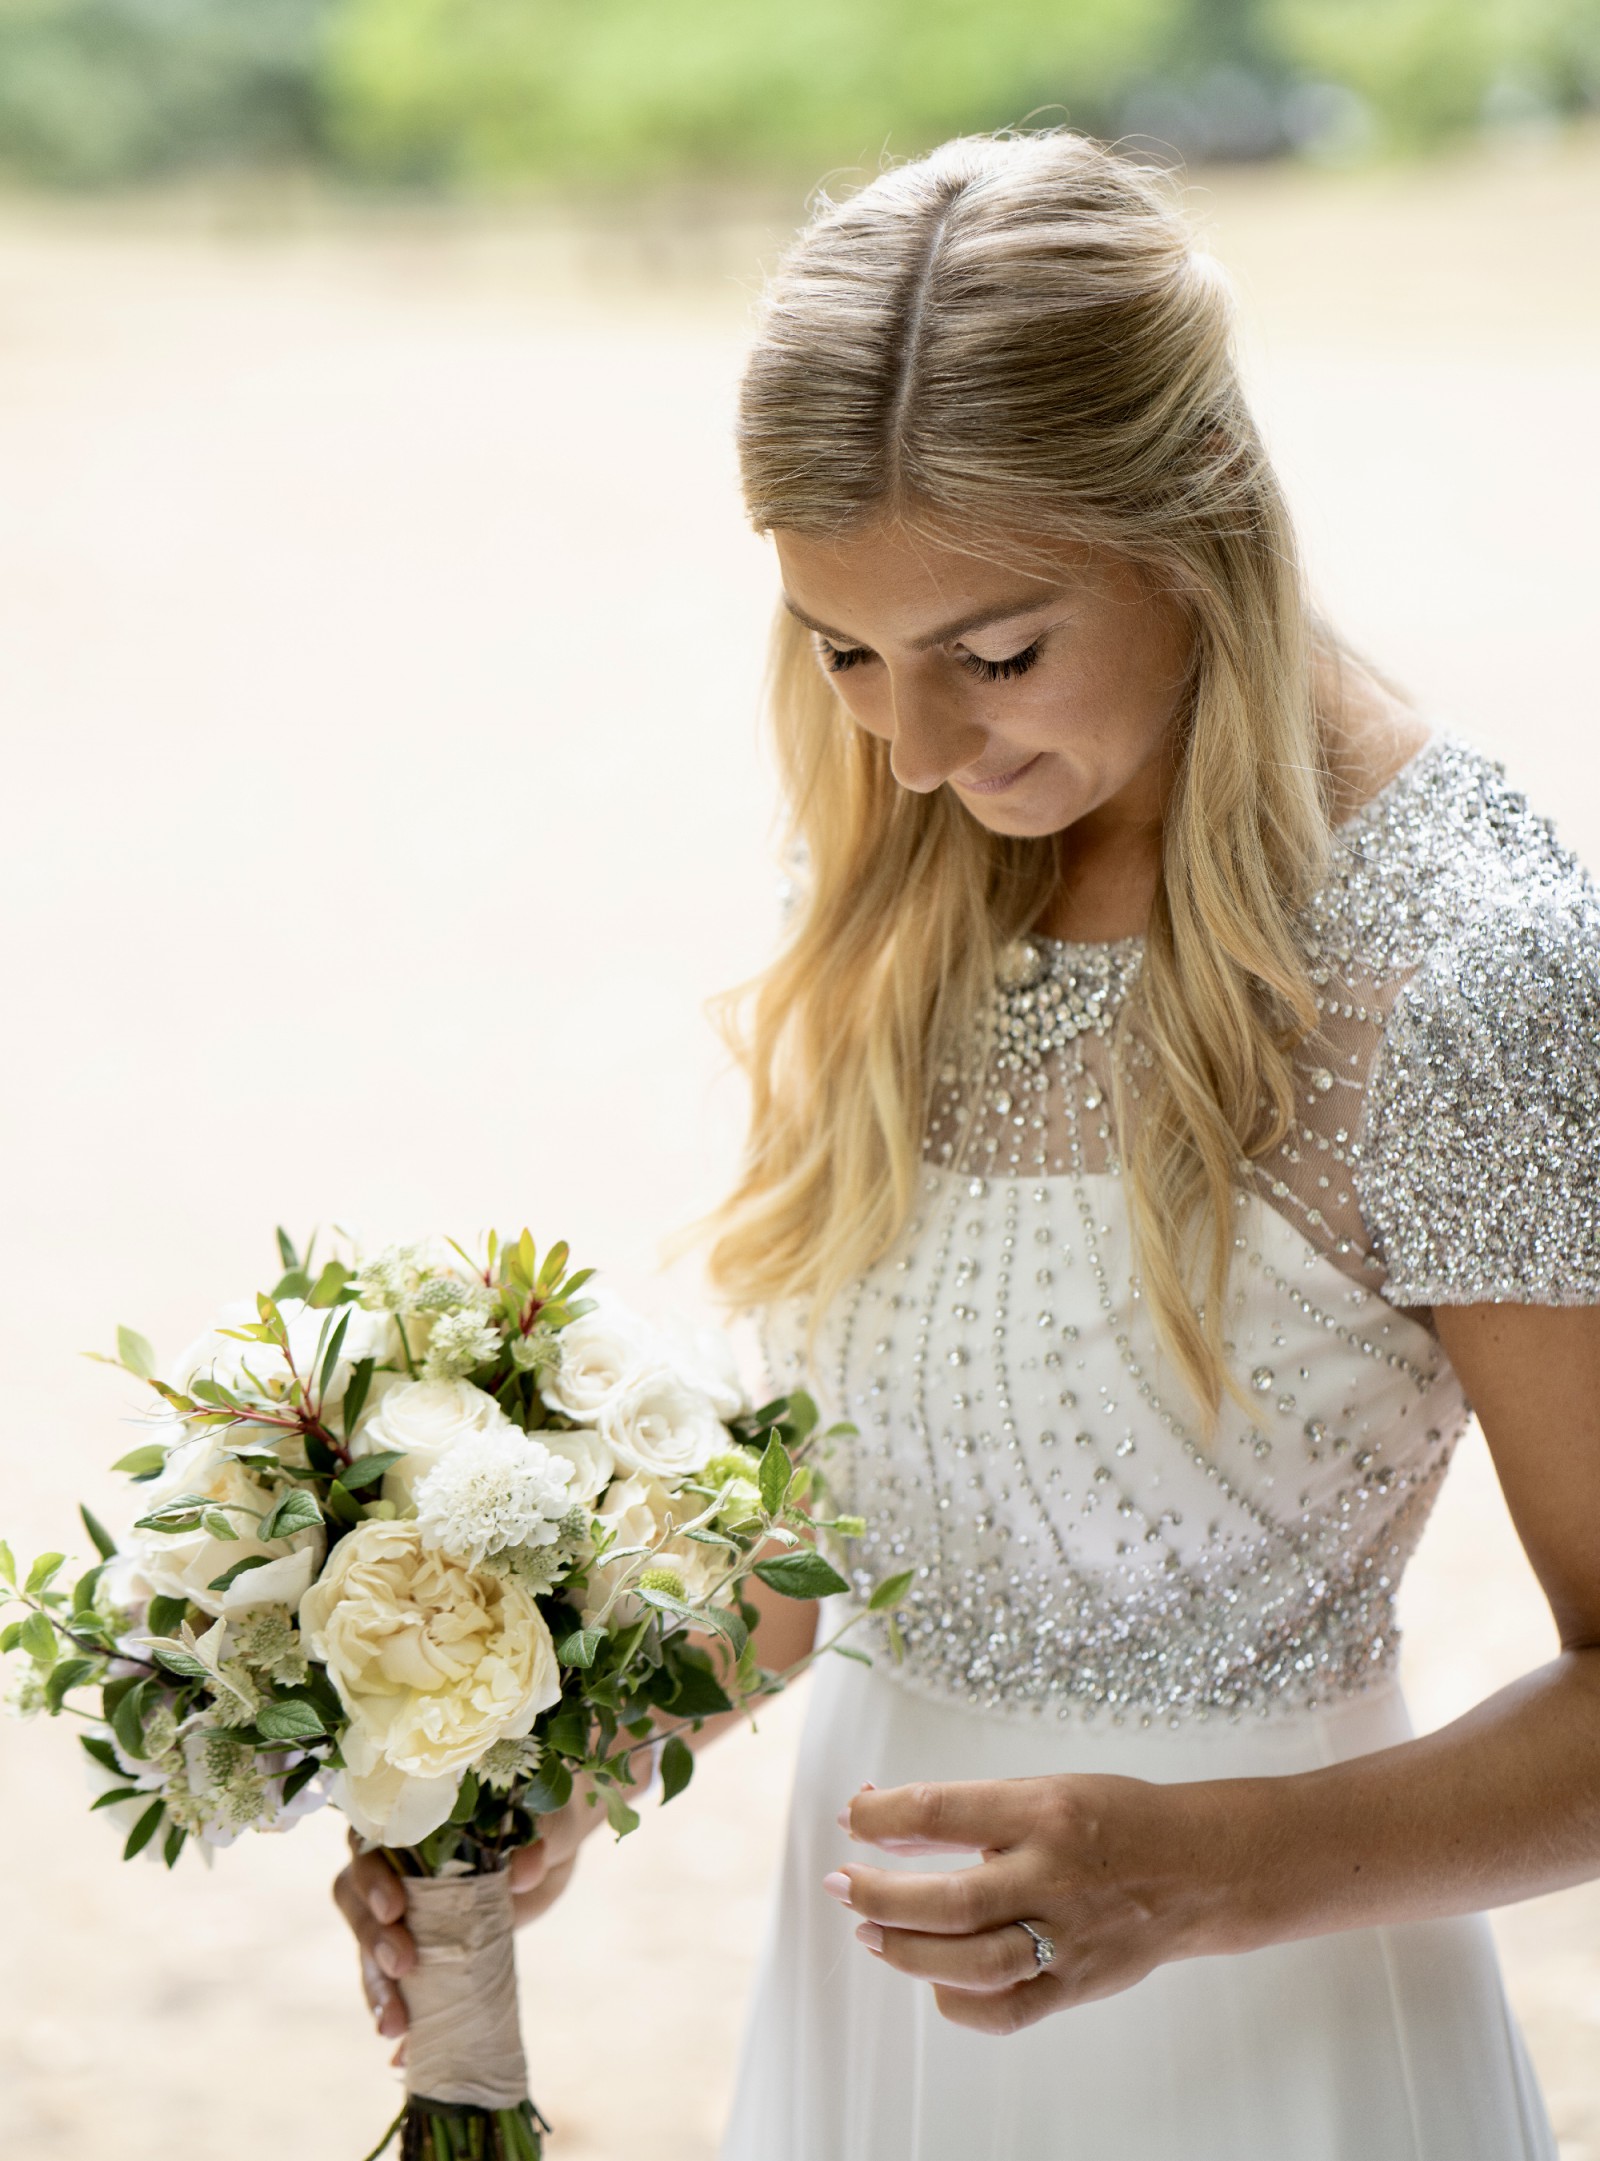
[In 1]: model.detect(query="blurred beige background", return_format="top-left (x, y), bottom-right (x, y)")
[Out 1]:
top-left (1, 135), bottom-right (1597, 2158)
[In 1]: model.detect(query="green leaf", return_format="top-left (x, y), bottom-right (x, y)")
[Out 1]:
top-left (536, 1240), bottom-right (569, 1293)
top-left (336, 1448), bottom-right (401, 1494)
top-left (0, 1540), bottom-right (12, 1586)
top-left (308, 1260), bottom-right (352, 1309)
top-left (45, 1657), bottom-right (99, 1711)
top-left (163, 1823), bottom-right (187, 1869)
top-left (544, 1706), bottom-right (588, 1759)
top-left (758, 1433), bottom-right (793, 1518)
top-left (0, 1621), bottom-right (21, 1653)
top-left (557, 1628), bottom-right (604, 1670)
top-left (449, 1771), bottom-right (480, 1825)
top-left (112, 1444), bottom-right (169, 1479)
top-left (19, 1611), bottom-right (57, 1664)
top-left (111, 1679), bottom-right (153, 1760)
top-left (604, 1787), bottom-right (641, 1837)
top-left (522, 1758), bottom-right (573, 1815)
top-left (342, 1358), bottom-right (376, 1442)
top-left (206, 1554), bottom-right (274, 1594)
top-left (658, 1733), bottom-right (694, 1805)
top-left (258, 1490), bottom-right (323, 1542)
top-left (79, 1505), bottom-right (117, 1561)
top-left (25, 1552), bottom-right (66, 1596)
top-left (79, 1733), bottom-right (121, 1775)
top-left (317, 1308), bottom-right (352, 1396)
top-left (324, 1482), bottom-right (363, 1529)
top-left (200, 1510), bottom-right (241, 1542)
top-left (91, 1785), bottom-right (148, 1811)
top-left (276, 1226), bottom-right (301, 1272)
top-left (271, 1268), bottom-right (313, 1302)
top-left (831, 1643), bottom-right (874, 1666)
top-left (666, 1657), bottom-right (732, 1719)
top-left (255, 1699), bottom-right (327, 1742)
top-left (867, 1569), bottom-right (914, 1613)
top-left (115, 1325), bottom-right (157, 1380)
top-left (753, 1550), bottom-right (850, 1601)
top-left (150, 1642), bottom-right (211, 1681)
top-left (280, 1757), bottom-right (321, 1807)
top-left (146, 1594), bottom-right (189, 1637)
top-left (779, 1390), bottom-right (819, 1443)
top-left (123, 1798), bottom-right (166, 1860)
top-left (886, 1614), bottom-right (906, 1665)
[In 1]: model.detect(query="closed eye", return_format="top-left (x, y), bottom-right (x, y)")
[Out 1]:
top-left (815, 636), bottom-right (1043, 682)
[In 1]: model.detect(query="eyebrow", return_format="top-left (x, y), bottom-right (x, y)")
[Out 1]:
top-left (779, 587), bottom-right (1066, 652)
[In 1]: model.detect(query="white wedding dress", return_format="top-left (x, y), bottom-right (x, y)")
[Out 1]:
top-left (719, 734), bottom-right (1599, 2160)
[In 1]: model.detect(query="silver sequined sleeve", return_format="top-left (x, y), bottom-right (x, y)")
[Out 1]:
top-left (1359, 900), bottom-right (1600, 1306)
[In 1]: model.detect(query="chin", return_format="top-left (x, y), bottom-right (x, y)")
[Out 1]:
top-left (954, 781), bottom-right (1085, 839)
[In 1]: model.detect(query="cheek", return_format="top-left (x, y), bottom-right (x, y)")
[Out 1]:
top-left (826, 667), bottom-right (892, 738)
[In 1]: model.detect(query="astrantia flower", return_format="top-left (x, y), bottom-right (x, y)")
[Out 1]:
top-left (477, 1734), bottom-right (544, 1794)
top-left (352, 1243), bottom-right (429, 1314)
top-left (421, 1308), bottom-right (504, 1381)
top-left (413, 1426), bottom-right (575, 1568)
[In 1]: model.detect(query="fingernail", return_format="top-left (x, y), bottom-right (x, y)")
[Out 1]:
top-left (860, 1780), bottom-right (877, 1791)
top-left (375, 1942), bottom-right (403, 1979)
top-left (835, 1804), bottom-right (854, 1832)
top-left (855, 1922), bottom-right (885, 1953)
top-left (821, 1871), bottom-right (853, 1906)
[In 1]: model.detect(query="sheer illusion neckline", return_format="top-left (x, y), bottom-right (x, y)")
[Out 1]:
top-left (1026, 729), bottom-right (1444, 958)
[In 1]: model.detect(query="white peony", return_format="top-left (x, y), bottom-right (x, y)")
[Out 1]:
top-left (349, 1376), bottom-right (510, 1512)
top-left (122, 1432), bottom-right (326, 1618)
top-left (413, 1426), bottom-right (574, 1568)
top-left (579, 1472), bottom-right (725, 1626)
top-left (538, 1292), bottom-right (661, 1423)
top-left (538, 1425), bottom-right (615, 1505)
top-left (300, 1519), bottom-right (562, 1846)
top-left (597, 1370), bottom-right (725, 1482)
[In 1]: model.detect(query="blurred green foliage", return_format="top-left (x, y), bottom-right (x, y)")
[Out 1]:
top-left (0, 0), bottom-right (1595, 189)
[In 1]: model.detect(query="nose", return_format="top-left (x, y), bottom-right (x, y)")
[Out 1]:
top-left (885, 671), bottom-right (988, 795)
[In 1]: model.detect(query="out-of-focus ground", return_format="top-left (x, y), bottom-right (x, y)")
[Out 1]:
top-left (0, 133), bottom-right (1597, 2159)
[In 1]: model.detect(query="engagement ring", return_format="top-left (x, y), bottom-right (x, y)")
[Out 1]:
top-left (1015, 1919), bottom-right (1056, 1975)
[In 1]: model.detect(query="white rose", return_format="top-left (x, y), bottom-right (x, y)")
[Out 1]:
top-left (300, 1519), bottom-right (562, 1847)
top-left (173, 1297), bottom-right (398, 1422)
top-left (538, 1426), bottom-right (615, 1505)
top-left (652, 1317), bottom-right (751, 1421)
top-left (125, 1432), bottom-right (326, 1618)
top-left (579, 1471), bottom-right (725, 1626)
top-left (597, 1370), bottom-right (725, 1482)
top-left (350, 1376), bottom-right (511, 1511)
top-left (538, 1292), bottom-right (661, 1422)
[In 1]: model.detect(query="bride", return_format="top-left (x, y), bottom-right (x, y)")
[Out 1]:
top-left (338, 129), bottom-right (1599, 2157)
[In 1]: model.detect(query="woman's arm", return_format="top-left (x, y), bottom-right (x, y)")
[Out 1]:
top-left (831, 1302), bottom-right (1600, 2033)
top-left (336, 1576), bottom-right (821, 2041)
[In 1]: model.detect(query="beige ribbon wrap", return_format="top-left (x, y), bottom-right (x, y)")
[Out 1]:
top-left (401, 1871), bottom-right (530, 2111)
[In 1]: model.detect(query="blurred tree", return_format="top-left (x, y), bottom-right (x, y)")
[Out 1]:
top-left (0, 0), bottom-right (334, 185)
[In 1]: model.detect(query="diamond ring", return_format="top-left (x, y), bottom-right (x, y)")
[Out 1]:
top-left (1014, 1919), bottom-right (1056, 1975)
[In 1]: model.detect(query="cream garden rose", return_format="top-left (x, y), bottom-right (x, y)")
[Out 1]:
top-left (299, 1519), bottom-right (562, 1844)
top-left (538, 1425), bottom-right (615, 1505)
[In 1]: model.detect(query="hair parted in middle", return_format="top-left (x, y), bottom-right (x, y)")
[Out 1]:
top-left (696, 126), bottom-right (1342, 1422)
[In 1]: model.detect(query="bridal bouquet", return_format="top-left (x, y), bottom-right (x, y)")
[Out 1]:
top-left (2, 1229), bottom-right (905, 2161)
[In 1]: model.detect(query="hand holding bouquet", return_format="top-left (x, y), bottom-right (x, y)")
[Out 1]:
top-left (2, 1228), bottom-right (909, 2159)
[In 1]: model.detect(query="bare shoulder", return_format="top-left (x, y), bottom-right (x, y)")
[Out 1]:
top-left (1313, 643), bottom-right (1431, 824)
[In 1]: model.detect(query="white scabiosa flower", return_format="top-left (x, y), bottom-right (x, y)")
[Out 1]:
top-left (413, 1426), bottom-right (575, 1568)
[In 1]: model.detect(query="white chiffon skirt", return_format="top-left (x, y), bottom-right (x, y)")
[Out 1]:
top-left (719, 1652), bottom-right (1554, 2161)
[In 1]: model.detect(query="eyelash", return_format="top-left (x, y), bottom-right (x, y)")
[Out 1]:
top-left (817, 638), bottom-right (1043, 683)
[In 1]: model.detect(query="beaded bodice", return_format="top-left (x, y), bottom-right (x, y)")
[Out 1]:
top-left (758, 735), bottom-right (1600, 1724)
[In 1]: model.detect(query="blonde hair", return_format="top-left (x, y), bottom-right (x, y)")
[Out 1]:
top-left (694, 129), bottom-right (1338, 1421)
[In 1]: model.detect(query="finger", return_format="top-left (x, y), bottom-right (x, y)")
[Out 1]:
top-left (840, 1778), bottom-right (1043, 1855)
top-left (933, 1976), bottom-right (1065, 2037)
top-left (858, 1918), bottom-right (1040, 1995)
top-left (507, 1836), bottom-right (551, 1896)
top-left (512, 1855), bottom-right (576, 1927)
top-left (351, 1853), bottom-right (409, 1927)
top-left (361, 1954), bottom-right (410, 2038)
top-left (335, 1871), bottom-right (418, 1982)
top-left (824, 1857), bottom-right (1025, 1936)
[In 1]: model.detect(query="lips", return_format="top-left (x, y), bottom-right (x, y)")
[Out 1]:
top-left (956, 753), bottom-right (1042, 796)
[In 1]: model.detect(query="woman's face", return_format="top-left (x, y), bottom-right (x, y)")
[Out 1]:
top-left (771, 518), bottom-right (1195, 842)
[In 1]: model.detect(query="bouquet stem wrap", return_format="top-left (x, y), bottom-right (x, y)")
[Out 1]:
top-left (402, 1872), bottom-right (529, 2112)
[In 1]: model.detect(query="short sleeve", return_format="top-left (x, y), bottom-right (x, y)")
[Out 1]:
top-left (1358, 901), bottom-right (1600, 1306)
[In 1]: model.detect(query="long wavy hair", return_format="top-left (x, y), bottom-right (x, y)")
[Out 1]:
top-left (691, 128), bottom-right (1339, 1421)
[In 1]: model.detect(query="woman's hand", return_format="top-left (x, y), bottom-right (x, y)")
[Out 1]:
top-left (828, 1772), bottom-right (1233, 2036)
top-left (333, 1779), bottom-right (610, 2047)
